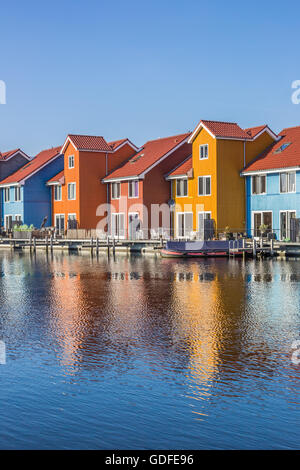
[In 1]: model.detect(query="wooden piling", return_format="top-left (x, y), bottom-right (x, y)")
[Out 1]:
top-left (253, 239), bottom-right (256, 257)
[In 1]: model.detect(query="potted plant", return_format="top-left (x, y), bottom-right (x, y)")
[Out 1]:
top-left (259, 223), bottom-right (268, 238)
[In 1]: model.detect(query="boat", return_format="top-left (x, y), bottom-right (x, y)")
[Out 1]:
top-left (161, 240), bottom-right (244, 258)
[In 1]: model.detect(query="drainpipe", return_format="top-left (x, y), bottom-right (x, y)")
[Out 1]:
top-left (105, 153), bottom-right (110, 236)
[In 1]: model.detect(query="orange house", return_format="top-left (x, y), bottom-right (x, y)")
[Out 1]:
top-left (47, 135), bottom-right (138, 231)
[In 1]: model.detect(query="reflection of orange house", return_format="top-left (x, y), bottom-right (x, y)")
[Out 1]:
top-left (47, 135), bottom-right (138, 231)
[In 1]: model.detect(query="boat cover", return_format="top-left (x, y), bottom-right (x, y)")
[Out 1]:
top-left (165, 240), bottom-right (243, 252)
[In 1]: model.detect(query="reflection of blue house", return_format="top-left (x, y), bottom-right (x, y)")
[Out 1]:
top-left (241, 126), bottom-right (300, 240)
top-left (0, 147), bottom-right (63, 230)
top-left (0, 149), bottom-right (30, 227)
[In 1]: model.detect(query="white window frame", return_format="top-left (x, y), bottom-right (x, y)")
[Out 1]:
top-left (128, 180), bottom-right (139, 199)
top-left (4, 187), bottom-right (10, 202)
top-left (252, 174), bottom-right (267, 195)
top-left (198, 175), bottom-right (211, 196)
top-left (111, 182), bottom-right (121, 200)
top-left (54, 184), bottom-right (62, 201)
top-left (55, 213), bottom-right (65, 232)
top-left (279, 210), bottom-right (297, 240)
top-left (176, 212), bottom-right (193, 239)
top-left (68, 154), bottom-right (75, 169)
top-left (14, 186), bottom-right (21, 202)
top-left (68, 182), bottom-right (76, 200)
top-left (111, 212), bottom-right (125, 239)
top-left (252, 211), bottom-right (273, 237)
top-left (197, 211), bottom-right (212, 231)
top-left (176, 178), bottom-right (188, 197)
top-left (279, 171), bottom-right (296, 194)
top-left (199, 144), bottom-right (208, 160)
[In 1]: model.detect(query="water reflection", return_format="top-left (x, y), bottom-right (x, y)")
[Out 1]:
top-left (0, 252), bottom-right (300, 448)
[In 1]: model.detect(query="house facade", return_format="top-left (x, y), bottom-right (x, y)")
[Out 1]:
top-left (102, 134), bottom-right (192, 239)
top-left (242, 126), bottom-right (300, 240)
top-left (0, 148), bottom-right (30, 227)
top-left (0, 147), bottom-right (63, 229)
top-left (48, 135), bottom-right (138, 232)
top-left (167, 120), bottom-right (278, 239)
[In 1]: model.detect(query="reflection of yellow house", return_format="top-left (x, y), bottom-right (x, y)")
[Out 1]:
top-left (166, 120), bottom-right (278, 238)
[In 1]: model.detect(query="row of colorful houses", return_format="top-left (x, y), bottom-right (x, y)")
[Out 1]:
top-left (1, 119), bottom-right (300, 240)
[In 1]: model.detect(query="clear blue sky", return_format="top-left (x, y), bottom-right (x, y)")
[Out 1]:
top-left (1, 0), bottom-right (300, 156)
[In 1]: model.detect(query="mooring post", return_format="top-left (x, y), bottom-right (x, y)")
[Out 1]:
top-left (45, 236), bottom-right (48, 253)
top-left (96, 237), bottom-right (99, 255)
top-left (91, 237), bottom-right (93, 254)
top-left (113, 236), bottom-right (116, 255)
top-left (253, 238), bottom-right (256, 258)
top-left (50, 235), bottom-right (53, 252)
top-left (270, 238), bottom-right (274, 257)
top-left (107, 236), bottom-right (110, 255)
top-left (33, 237), bottom-right (36, 253)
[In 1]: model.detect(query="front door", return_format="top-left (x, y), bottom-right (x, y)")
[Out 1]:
top-left (4, 215), bottom-right (13, 230)
top-left (128, 213), bottom-right (140, 239)
top-left (55, 214), bottom-right (65, 233)
top-left (280, 211), bottom-right (296, 240)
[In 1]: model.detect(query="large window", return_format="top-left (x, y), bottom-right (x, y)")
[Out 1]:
top-left (280, 211), bottom-right (296, 240)
top-left (199, 144), bottom-right (208, 160)
top-left (4, 188), bottom-right (10, 202)
top-left (177, 212), bottom-right (193, 238)
top-left (67, 213), bottom-right (77, 229)
top-left (54, 185), bottom-right (62, 201)
top-left (111, 213), bottom-right (125, 238)
top-left (176, 179), bottom-right (188, 197)
top-left (198, 176), bottom-right (211, 196)
top-left (68, 182), bottom-right (76, 200)
top-left (14, 187), bottom-right (21, 202)
top-left (253, 211), bottom-right (272, 237)
top-left (128, 180), bottom-right (139, 198)
top-left (280, 172), bottom-right (296, 193)
top-left (68, 155), bottom-right (75, 169)
top-left (111, 182), bottom-right (120, 199)
top-left (252, 175), bottom-right (266, 194)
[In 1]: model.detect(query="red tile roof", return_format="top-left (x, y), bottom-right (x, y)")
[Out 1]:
top-left (47, 170), bottom-right (65, 184)
top-left (64, 134), bottom-right (112, 153)
top-left (0, 149), bottom-right (29, 161)
top-left (189, 120), bottom-right (252, 142)
top-left (103, 133), bottom-right (191, 180)
top-left (108, 139), bottom-right (128, 150)
top-left (166, 156), bottom-right (192, 178)
top-left (245, 125), bottom-right (267, 138)
top-left (243, 126), bottom-right (300, 173)
top-left (0, 146), bottom-right (62, 185)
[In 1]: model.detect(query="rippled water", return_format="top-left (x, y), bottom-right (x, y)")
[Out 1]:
top-left (0, 251), bottom-right (300, 449)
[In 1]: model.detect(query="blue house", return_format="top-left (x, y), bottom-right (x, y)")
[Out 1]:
top-left (0, 148), bottom-right (30, 227)
top-left (241, 126), bottom-right (300, 241)
top-left (0, 146), bottom-right (63, 230)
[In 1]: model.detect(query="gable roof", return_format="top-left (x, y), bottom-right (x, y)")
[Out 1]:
top-left (0, 148), bottom-right (30, 162)
top-left (242, 126), bottom-right (300, 174)
top-left (47, 170), bottom-right (65, 186)
top-left (165, 155), bottom-right (193, 179)
top-left (0, 146), bottom-right (62, 186)
top-left (61, 134), bottom-right (113, 154)
top-left (245, 124), bottom-right (278, 140)
top-left (188, 120), bottom-right (252, 143)
top-left (188, 119), bottom-right (278, 143)
top-left (102, 133), bottom-right (191, 182)
top-left (108, 138), bottom-right (139, 152)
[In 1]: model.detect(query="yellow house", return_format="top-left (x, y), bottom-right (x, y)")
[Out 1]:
top-left (166, 120), bottom-right (278, 238)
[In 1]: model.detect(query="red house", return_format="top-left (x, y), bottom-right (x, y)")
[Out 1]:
top-left (102, 133), bottom-right (191, 239)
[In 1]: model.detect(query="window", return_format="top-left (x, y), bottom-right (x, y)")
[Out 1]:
top-left (111, 182), bottom-right (120, 199)
top-left (13, 215), bottom-right (22, 227)
top-left (198, 212), bottom-right (213, 239)
top-left (67, 213), bottom-right (77, 229)
top-left (54, 185), bottom-right (62, 201)
top-left (176, 179), bottom-right (188, 197)
top-left (68, 155), bottom-right (75, 169)
top-left (14, 187), bottom-right (21, 202)
top-left (252, 175), bottom-right (266, 194)
top-left (177, 212), bottom-right (193, 238)
top-left (4, 188), bottom-right (10, 202)
top-left (4, 215), bottom-right (13, 230)
top-left (55, 214), bottom-right (65, 233)
top-left (198, 176), bottom-right (211, 196)
top-left (68, 183), bottom-right (76, 200)
top-left (280, 172), bottom-right (296, 193)
top-left (111, 213), bottom-right (125, 238)
top-left (128, 180), bottom-right (139, 198)
top-left (253, 211), bottom-right (272, 237)
top-left (280, 211), bottom-right (296, 240)
top-left (199, 144), bottom-right (208, 160)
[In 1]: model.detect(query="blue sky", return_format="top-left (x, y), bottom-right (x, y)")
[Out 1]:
top-left (1, 0), bottom-right (300, 155)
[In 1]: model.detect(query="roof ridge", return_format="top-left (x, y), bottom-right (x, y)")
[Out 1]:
top-left (68, 133), bottom-right (106, 139)
top-left (201, 119), bottom-right (238, 125)
top-left (280, 125), bottom-right (300, 132)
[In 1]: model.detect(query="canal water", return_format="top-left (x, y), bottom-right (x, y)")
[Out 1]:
top-left (0, 251), bottom-right (300, 449)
